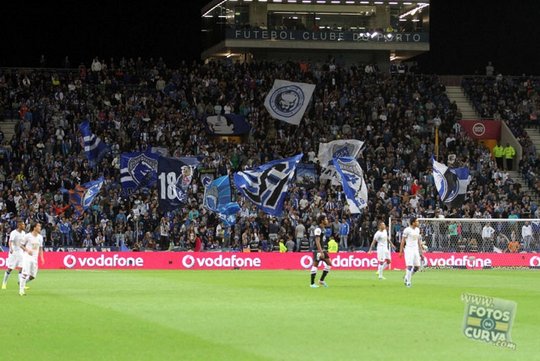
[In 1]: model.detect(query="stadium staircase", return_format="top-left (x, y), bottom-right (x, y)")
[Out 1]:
top-left (524, 127), bottom-right (540, 156)
top-left (445, 86), bottom-right (480, 120)
top-left (444, 86), bottom-right (540, 203)
top-left (0, 119), bottom-right (17, 145)
top-left (506, 170), bottom-right (540, 203)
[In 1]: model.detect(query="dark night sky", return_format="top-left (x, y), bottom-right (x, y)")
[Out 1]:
top-left (2, 0), bottom-right (538, 75)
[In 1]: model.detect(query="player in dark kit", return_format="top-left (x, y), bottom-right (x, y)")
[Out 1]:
top-left (310, 215), bottom-right (331, 288)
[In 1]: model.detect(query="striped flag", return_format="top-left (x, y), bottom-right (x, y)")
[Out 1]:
top-left (234, 154), bottom-right (302, 216)
top-left (79, 120), bottom-right (109, 167)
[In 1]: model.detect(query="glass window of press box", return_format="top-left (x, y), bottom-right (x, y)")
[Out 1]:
top-left (202, 2), bottom-right (429, 44)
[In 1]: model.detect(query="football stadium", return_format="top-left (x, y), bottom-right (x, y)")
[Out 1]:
top-left (1, 1), bottom-right (539, 360)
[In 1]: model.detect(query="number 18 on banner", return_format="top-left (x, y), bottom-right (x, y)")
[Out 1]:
top-left (158, 157), bottom-right (194, 212)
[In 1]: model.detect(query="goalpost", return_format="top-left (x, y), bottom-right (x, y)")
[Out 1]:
top-left (388, 218), bottom-right (540, 269)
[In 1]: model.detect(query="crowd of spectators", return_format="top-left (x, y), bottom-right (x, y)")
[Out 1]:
top-left (0, 56), bottom-right (538, 253)
top-left (462, 75), bottom-right (540, 199)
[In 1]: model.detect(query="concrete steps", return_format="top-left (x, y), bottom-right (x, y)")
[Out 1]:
top-left (0, 119), bottom-right (17, 145)
top-left (445, 86), bottom-right (480, 119)
top-left (524, 127), bottom-right (540, 156)
top-left (507, 170), bottom-right (540, 203)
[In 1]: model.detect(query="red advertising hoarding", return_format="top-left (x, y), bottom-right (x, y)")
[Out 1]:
top-left (459, 120), bottom-right (501, 140)
top-left (1, 252), bottom-right (538, 270)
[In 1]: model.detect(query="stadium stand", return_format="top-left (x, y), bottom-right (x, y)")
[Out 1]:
top-left (0, 59), bottom-right (538, 252)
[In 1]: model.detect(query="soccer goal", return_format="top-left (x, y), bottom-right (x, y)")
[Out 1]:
top-left (389, 218), bottom-right (540, 269)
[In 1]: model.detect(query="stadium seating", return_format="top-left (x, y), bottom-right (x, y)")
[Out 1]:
top-left (0, 59), bottom-right (537, 252)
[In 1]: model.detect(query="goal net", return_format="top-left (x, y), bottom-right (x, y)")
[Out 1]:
top-left (390, 218), bottom-right (540, 269)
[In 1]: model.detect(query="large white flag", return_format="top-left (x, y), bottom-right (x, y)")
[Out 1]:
top-left (264, 80), bottom-right (315, 125)
top-left (318, 139), bottom-right (364, 184)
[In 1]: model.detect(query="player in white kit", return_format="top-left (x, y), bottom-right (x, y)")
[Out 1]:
top-left (368, 221), bottom-right (394, 280)
top-left (399, 217), bottom-right (424, 288)
top-left (2, 220), bottom-right (26, 289)
top-left (19, 222), bottom-right (45, 296)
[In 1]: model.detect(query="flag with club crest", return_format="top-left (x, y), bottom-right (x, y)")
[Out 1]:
top-left (264, 80), bottom-right (315, 125)
top-left (318, 139), bottom-right (364, 184)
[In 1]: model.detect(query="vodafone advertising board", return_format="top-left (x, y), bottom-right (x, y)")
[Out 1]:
top-left (0, 252), bottom-right (538, 270)
top-left (459, 120), bottom-right (501, 140)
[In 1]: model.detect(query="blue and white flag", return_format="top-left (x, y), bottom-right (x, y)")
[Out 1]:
top-left (79, 120), bottom-right (109, 167)
top-left (333, 157), bottom-right (368, 214)
top-left (120, 151), bottom-right (160, 195)
top-left (67, 177), bottom-right (104, 216)
top-left (432, 157), bottom-right (471, 208)
top-left (264, 80), bottom-right (315, 125)
top-left (204, 175), bottom-right (241, 226)
top-left (319, 139), bottom-right (364, 184)
top-left (157, 157), bottom-right (194, 212)
top-left (205, 114), bottom-right (251, 135)
top-left (234, 154), bottom-right (302, 216)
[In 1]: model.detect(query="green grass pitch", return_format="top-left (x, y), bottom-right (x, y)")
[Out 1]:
top-left (1, 269), bottom-right (538, 361)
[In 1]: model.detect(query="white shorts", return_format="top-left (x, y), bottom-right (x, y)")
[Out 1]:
top-left (21, 256), bottom-right (39, 278)
top-left (377, 247), bottom-right (391, 262)
top-left (6, 250), bottom-right (24, 269)
top-left (404, 249), bottom-right (421, 267)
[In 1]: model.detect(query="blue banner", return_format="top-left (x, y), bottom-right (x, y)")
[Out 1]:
top-left (68, 177), bottom-right (104, 216)
top-left (234, 154), bottom-right (302, 216)
top-left (157, 157), bottom-right (193, 212)
top-left (205, 114), bottom-right (251, 135)
top-left (79, 121), bottom-right (109, 167)
top-left (120, 151), bottom-right (160, 195)
top-left (204, 175), bottom-right (240, 226)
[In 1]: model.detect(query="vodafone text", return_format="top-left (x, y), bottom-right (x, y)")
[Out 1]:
top-left (300, 255), bottom-right (379, 269)
top-left (63, 254), bottom-right (144, 269)
top-left (181, 254), bottom-right (262, 269)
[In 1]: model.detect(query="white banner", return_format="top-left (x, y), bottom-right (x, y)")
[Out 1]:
top-left (264, 80), bottom-right (315, 125)
top-left (318, 139), bottom-right (364, 184)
